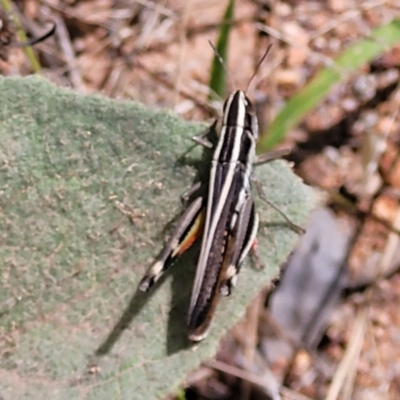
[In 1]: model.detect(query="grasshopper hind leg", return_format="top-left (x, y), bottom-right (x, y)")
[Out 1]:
top-left (220, 197), bottom-right (259, 296)
top-left (139, 196), bottom-right (204, 292)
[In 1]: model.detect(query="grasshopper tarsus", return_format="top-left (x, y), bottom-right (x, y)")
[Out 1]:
top-left (250, 238), bottom-right (266, 270)
top-left (180, 181), bottom-right (202, 204)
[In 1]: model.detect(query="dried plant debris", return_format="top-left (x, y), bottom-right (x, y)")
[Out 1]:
top-left (0, 7), bottom-right (55, 61)
top-left (0, 7), bottom-right (16, 60)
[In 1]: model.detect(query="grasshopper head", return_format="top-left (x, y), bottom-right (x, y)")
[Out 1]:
top-left (222, 90), bottom-right (258, 139)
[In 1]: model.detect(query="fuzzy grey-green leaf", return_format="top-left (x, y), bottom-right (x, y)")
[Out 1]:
top-left (0, 76), bottom-right (314, 399)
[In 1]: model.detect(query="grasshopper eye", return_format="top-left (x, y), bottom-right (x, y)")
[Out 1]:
top-left (244, 95), bottom-right (253, 108)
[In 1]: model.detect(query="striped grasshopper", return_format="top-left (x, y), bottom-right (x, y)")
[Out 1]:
top-left (139, 53), bottom-right (299, 341)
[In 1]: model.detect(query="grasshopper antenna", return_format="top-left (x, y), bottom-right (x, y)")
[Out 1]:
top-left (208, 39), bottom-right (236, 96)
top-left (246, 43), bottom-right (273, 93)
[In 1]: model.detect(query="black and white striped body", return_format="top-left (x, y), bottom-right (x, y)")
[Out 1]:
top-left (139, 90), bottom-right (262, 342)
top-left (188, 90), bottom-right (259, 341)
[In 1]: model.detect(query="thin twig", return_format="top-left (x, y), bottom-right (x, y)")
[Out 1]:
top-left (52, 14), bottom-right (84, 90)
top-left (325, 307), bottom-right (367, 400)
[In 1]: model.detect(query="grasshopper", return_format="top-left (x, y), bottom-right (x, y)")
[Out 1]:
top-left (139, 49), bottom-right (299, 341)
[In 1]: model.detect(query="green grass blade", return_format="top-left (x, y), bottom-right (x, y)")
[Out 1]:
top-left (208, 0), bottom-right (235, 100)
top-left (258, 18), bottom-right (400, 152)
top-left (176, 388), bottom-right (187, 400)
